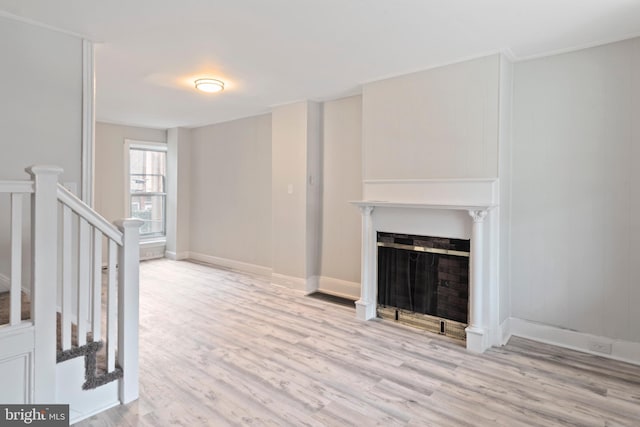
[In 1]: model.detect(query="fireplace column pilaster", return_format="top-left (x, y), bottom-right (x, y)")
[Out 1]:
top-left (466, 209), bottom-right (489, 353)
top-left (356, 205), bottom-right (376, 320)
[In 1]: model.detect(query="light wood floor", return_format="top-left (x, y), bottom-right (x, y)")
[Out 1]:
top-left (78, 259), bottom-right (640, 426)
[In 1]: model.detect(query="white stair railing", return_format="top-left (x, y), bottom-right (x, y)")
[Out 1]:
top-left (0, 165), bottom-right (141, 405)
top-left (56, 183), bottom-right (142, 404)
top-left (0, 179), bottom-right (33, 328)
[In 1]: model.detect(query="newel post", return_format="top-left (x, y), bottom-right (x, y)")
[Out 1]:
top-left (27, 165), bottom-right (63, 403)
top-left (114, 218), bottom-right (143, 404)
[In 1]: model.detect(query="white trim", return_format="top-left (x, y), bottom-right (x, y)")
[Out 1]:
top-left (306, 275), bottom-right (320, 294)
top-left (512, 31), bottom-right (640, 62)
top-left (363, 178), bottom-right (498, 184)
top-left (68, 399), bottom-right (120, 425)
top-left (499, 317), bottom-right (512, 346)
top-left (57, 184), bottom-right (123, 245)
top-left (360, 178), bottom-right (499, 207)
top-left (140, 239), bottom-right (166, 247)
top-left (318, 276), bottom-right (360, 300)
top-left (81, 39), bottom-right (95, 206)
top-left (0, 273), bottom-right (9, 292)
top-left (508, 317), bottom-right (640, 366)
top-left (361, 50), bottom-right (505, 86)
top-left (125, 139), bottom-right (168, 151)
top-left (271, 273), bottom-right (307, 291)
top-left (123, 139), bottom-right (168, 220)
top-left (0, 181), bottom-right (34, 193)
top-left (164, 251), bottom-right (189, 261)
top-left (0, 11), bottom-right (93, 40)
top-left (188, 252), bottom-right (273, 277)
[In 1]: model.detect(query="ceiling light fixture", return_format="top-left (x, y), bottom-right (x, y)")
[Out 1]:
top-left (195, 78), bottom-right (224, 93)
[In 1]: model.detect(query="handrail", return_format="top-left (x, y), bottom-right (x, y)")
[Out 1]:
top-left (57, 184), bottom-right (123, 246)
top-left (0, 180), bottom-right (34, 193)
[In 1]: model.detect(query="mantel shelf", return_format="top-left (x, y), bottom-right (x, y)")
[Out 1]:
top-left (350, 200), bottom-right (497, 211)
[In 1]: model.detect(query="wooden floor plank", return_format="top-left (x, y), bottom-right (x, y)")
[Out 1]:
top-left (78, 259), bottom-right (640, 426)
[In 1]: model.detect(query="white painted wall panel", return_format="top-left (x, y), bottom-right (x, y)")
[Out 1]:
top-left (511, 37), bottom-right (640, 342)
top-left (190, 114), bottom-right (272, 269)
top-left (166, 128), bottom-right (191, 257)
top-left (363, 55), bottom-right (500, 180)
top-left (498, 55), bottom-right (513, 324)
top-left (0, 17), bottom-right (83, 284)
top-left (0, 354), bottom-right (30, 403)
top-left (321, 96), bottom-right (362, 284)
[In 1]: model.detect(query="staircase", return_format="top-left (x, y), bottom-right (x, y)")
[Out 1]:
top-left (0, 166), bottom-right (142, 424)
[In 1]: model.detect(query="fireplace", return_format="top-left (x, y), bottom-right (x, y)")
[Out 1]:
top-left (351, 177), bottom-right (498, 353)
top-left (377, 232), bottom-right (469, 340)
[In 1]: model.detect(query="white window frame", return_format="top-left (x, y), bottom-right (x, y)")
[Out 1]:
top-left (124, 139), bottom-right (168, 241)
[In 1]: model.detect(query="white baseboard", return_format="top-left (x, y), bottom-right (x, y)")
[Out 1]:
top-left (306, 275), bottom-right (320, 294)
top-left (318, 276), bottom-right (360, 300)
top-left (0, 273), bottom-right (9, 292)
top-left (507, 317), bottom-right (640, 366)
top-left (165, 250), bottom-right (190, 261)
top-left (188, 252), bottom-right (272, 277)
top-left (499, 317), bottom-right (512, 346)
top-left (271, 273), bottom-right (306, 291)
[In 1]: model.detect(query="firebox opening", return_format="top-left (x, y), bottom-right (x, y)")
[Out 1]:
top-left (377, 232), bottom-right (470, 340)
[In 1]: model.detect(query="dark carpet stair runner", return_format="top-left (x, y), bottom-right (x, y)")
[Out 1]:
top-left (0, 291), bottom-right (121, 390)
top-left (56, 321), bottom-right (123, 390)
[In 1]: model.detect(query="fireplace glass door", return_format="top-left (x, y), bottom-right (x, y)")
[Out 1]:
top-left (377, 232), bottom-right (470, 324)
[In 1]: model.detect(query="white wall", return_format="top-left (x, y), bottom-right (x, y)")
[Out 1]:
top-left (0, 17), bottom-right (83, 283)
top-left (319, 96), bottom-right (362, 295)
top-left (189, 114), bottom-right (272, 269)
top-left (362, 54), bottom-right (500, 180)
top-left (94, 122), bottom-right (167, 224)
top-left (511, 37), bottom-right (640, 344)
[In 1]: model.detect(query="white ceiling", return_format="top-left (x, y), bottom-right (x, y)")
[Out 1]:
top-left (1, 0), bottom-right (640, 129)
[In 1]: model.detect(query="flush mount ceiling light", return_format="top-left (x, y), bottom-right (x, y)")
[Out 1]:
top-left (194, 78), bottom-right (224, 93)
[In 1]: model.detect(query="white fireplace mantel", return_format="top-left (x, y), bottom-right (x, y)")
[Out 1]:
top-left (350, 200), bottom-right (495, 212)
top-left (351, 178), bottom-right (499, 354)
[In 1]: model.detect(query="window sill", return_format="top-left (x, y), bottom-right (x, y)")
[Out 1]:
top-left (140, 238), bottom-right (166, 248)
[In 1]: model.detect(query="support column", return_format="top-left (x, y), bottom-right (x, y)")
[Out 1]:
top-left (166, 127), bottom-right (191, 260)
top-left (466, 209), bottom-right (489, 353)
top-left (355, 205), bottom-right (376, 320)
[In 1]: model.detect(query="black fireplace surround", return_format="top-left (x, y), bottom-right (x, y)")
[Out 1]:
top-left (377, 232), bottom-right (470, 324)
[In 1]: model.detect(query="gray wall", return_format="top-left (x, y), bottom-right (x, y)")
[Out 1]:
top-left (271, 103), bottom-right (311, 279)
top-left (320, 96), bottom-right (362, 284)
top-left (0, 17), bottom-right (82, 182)
top-left (0, 17), bottom-right (83, 284)
top-left (511, 37), bottom-right (640, 342)
top-left (189, 114), bottom-right (272, 268)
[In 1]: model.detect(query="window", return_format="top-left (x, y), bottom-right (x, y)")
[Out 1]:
top-left (126, 141), bottom-right (167, 239)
